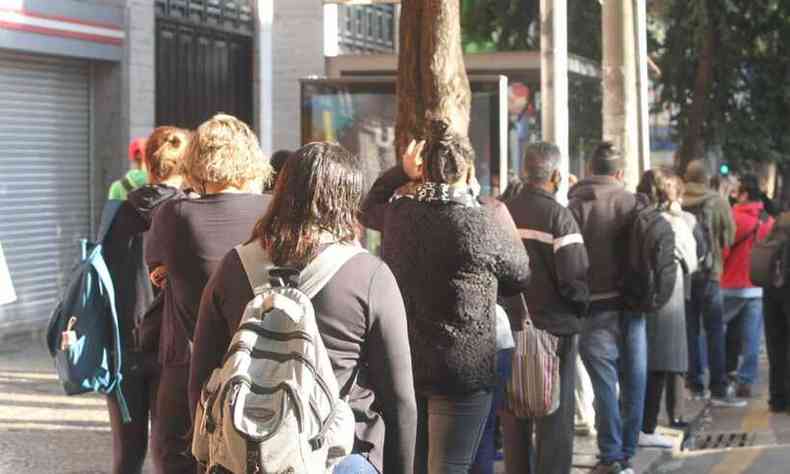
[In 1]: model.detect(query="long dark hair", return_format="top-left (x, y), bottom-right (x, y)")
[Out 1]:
top-left (250, 142), bottom-right (363, 267)
top-left (422, 119), bottom-right (474, 184)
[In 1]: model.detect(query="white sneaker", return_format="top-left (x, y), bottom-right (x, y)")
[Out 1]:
top-left (639, 431), bottom-right (674, 449)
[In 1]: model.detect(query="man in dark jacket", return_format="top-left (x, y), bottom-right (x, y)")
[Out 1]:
top-left (501, 142), bottom-right (590, 474)
top-left (682, 160), bottom-right (744, 407)
top-left (567, 142), bottom-right (642, 474)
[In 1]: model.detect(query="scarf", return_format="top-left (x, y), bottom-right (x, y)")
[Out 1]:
top-left (394, 182), bottom-right (479, 208)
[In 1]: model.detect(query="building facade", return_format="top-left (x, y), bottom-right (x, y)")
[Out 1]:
top-left (0, 0), bottom-right (392, 334)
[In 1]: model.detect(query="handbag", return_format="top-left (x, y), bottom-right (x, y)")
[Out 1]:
top-left (506, 294), bottom-right (561, 418)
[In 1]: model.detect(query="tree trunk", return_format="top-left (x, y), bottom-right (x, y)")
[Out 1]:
top-left (396, 0), bottom-right (471, 159)
top-left (676, 21), bottom-right (715, 174)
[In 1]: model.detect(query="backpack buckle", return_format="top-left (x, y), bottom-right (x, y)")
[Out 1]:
top-left (309, 435), bottom-right (324, 451)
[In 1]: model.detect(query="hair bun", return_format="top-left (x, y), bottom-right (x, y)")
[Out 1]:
top-left (427, 119), bottom-right (453, 144)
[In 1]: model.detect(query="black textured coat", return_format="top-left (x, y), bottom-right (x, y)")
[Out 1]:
top-left (362, 167), bottom-right (531, 396)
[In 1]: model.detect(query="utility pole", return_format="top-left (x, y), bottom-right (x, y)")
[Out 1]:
top-left (540, 0), bottom-right (569, 202)
top-left (601, 0), bottom-right (649, 190)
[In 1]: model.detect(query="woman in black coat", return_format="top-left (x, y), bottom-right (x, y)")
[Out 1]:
top-left (102, 126), bottom-right (191, 474)
top-left (362, 120), bottom-right (531, 474)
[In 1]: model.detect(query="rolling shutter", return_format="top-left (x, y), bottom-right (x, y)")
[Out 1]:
top-left (0, 50), bottom-right (91, 331)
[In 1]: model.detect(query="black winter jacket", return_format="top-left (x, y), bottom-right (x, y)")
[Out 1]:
top-left (505, 186), bottom-right (590, 334)
top-left (103, 184), bottom-right (184, 351)
top-left (362, 167), bottom-right (531, 396)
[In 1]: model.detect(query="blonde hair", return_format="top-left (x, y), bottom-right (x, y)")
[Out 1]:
top-left (144, 126), bottom-right (190, 182)
top-left (182, 114), bottom-right (271, 191)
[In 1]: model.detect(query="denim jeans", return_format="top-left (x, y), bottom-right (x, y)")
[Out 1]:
top-left (416, 390), bottom-right (493, 474)
top-left (334, 454), bottom-right (378, 474)
top-left (723, 296), bottom-right (764, 385)
top-left (471, 350), bottom-right (513, 474)
top-left (579, 310), bottom-right (646, 464)
top-left (686, 277), bottom-right (728, 396)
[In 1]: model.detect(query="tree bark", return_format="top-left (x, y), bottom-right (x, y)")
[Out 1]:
top-left (396, 0), bottom-right (471, 159)
top-left (676, 21), bottom-right (715, 174)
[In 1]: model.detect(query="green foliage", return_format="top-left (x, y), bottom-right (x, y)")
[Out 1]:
top-left (653, 0), bottom-right (790, 168)
top-left (460, 0), bottom-right (601, 58)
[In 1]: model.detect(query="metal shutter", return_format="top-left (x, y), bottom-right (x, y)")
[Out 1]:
top-left (0, 50), bottom-right (91, 331)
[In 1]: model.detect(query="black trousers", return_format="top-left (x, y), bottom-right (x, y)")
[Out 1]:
top-left (502, 335), bottom-right (577, 474)
top-left (151, 364), bottom-right (196, 474)
top-left (764, 289), bottom-right (790, 409)
top-left (106, 353), bottom-right (160, 474)
top-left (642, 371), bottom-right (684, 434)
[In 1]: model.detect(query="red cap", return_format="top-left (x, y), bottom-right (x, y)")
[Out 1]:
top-left (128, 138), bottom-right (147, 162)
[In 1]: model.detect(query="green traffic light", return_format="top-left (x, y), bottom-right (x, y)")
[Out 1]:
top-left (720, 164), bottom-right (730, 176)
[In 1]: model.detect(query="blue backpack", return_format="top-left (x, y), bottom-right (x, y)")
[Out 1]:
top-left (46, 201), bottom-right (130, 422)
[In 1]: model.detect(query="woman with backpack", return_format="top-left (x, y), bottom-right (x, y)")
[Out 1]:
top-left (190, 142), bottom-right (417, 474)
top-left (102, 126), bottom-right (191, 474)
top-left (145, 114), bottom-right (273, 473)
top-left (636, 169), bottom-right (698, 448)
top-left (361, 120), bottom-right (531, 474)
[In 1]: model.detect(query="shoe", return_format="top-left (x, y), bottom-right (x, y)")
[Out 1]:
top-left (689, 388), bottom-right (709, 400)
top-left (591, 461), bottom-right (628, 474)
top-left (621, 459), bottom-right (635, 474)
top-left (670, 418), bottom-right (689, 429)
top-left (736, 383), bottom-right (753, 398)
top-left (639, 431), bottom-right (674, 449)
top-left (769, 401), bottom-right (787, 413)
top-left (710, 391), bottom-right (747, 408)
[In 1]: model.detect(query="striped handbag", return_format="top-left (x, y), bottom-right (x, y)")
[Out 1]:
top-left (506, 294), bottom-right (561, 418)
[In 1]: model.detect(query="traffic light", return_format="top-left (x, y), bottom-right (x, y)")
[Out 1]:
top-left (719, 163), bottom-right (730, 176)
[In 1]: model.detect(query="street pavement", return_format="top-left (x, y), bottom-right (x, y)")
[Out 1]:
top-left (0, 335), bottom-right (787, 473)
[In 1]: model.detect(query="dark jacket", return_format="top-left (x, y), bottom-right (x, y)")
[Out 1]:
top-left (103, 184), bottom-right (183, 351)
top-left (568, 176), bottom-right (638, 310)
top-left (362, 167), bottom-right (531, 396)
top-left (682, 183), bottom-right (736, 281)
top-left (506, 185), bottom-right (590, 334)
top-left (192, 250), bottom-right (417, 474)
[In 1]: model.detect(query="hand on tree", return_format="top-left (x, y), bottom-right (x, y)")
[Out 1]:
top-left (403, 139), bottom-right (426, 181)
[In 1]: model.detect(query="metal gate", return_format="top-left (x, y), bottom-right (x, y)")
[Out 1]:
top-left (155, 0), bottom-right (255, 129)
top-left (0, 50), bottom-right (91, 331)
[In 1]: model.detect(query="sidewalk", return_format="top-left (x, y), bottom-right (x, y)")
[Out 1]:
top-left (0, 335), bottom-right (710, 474)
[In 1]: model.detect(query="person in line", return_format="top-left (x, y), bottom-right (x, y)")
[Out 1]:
top-left (635, 170), bottom-right (697, 449)
top-left (762, 211), bottom-right (790, 412)
top-left (682, 160), bottom-right (742, 406)
top-left (567, 142), bottom-right (644, 474)
top-left (721, 174), bottom-right (775, 399)
top-left (501, 142), bottom-right (590, 474)
top-left (109, 138), bottom-right (149, 200)
top-left (264, 149), bottom-right (293, 191)
top-left (145, 114), bottom-right (273, 473)
top-left (361, 120), bottom-right (531, 474)
top-left (190, 142), bottom-right (417, 474)
top-left (102, 126), bottom-right (191, 474)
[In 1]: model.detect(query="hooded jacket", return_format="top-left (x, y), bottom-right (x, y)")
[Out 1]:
top-left (722, 201), bottom-right (774, 291)
top-left (567, 175), bottom-right (639, 310)
top-left (682, 182), bottom-right (736, 281)
top-left (103, 184), bottom-right (184, 350)
top-left (506, 185), bottom-right (590, 334)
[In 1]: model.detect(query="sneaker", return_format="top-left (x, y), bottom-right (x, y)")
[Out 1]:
top-left (591, 461), bottom-right (628, 474)
top-left (639, 431), bottom-right (674, 449)
top-left (670, 418), bottom-right (689, 429)
top-left (689, 387), bottom-right (709, 400)
top-left (621, 459), bottom-right (635, 474)
top-left (710, 391), bottom-right (747, 408)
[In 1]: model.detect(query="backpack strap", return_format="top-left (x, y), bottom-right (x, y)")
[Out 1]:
top-left (97, 200), bottom-right (124, 244)
top-left (235, 242), bottom-right (273, 294)
top-left (235, 241), bottom-right (367, 298)
top-left (299, 243), bottom-right (366, 298)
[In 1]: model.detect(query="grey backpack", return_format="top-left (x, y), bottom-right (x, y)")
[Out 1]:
top-left (193, 242), bottom-right (364, 473)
